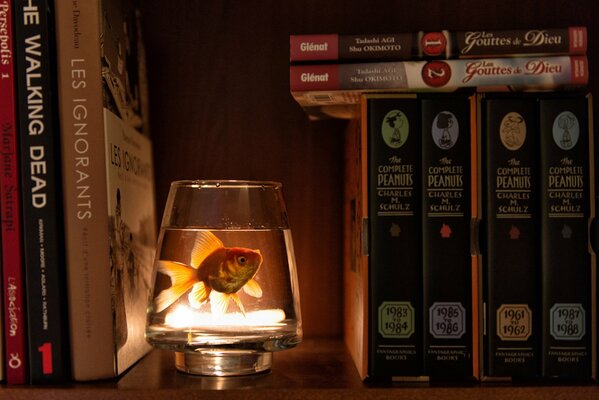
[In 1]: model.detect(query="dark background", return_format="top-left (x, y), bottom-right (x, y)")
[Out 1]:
top-left (138, 0), bottom-right (598, 338)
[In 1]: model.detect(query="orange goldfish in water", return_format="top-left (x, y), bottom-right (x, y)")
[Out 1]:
top-left (154, 230), bottom-right (263, 315)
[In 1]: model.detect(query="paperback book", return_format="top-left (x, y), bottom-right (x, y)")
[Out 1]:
top-left (290, 55), bottom-right (588, 113)
top-left (290, 27), bottom-right (587, 62)
top-left (0, 0), bottom-right (27, 384)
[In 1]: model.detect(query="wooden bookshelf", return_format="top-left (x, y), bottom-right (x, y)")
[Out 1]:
top-left (2, 339), bottom-right (599, 399)
top-left (3, 0), bottom-right (599, 397)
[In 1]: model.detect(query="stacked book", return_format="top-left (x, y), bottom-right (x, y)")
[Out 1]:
top-left (0, 0), bottom-right (157, 384)
top-left (289, 27), bottom-right (588, 120)
top-left (290, 28), bottom-right (596, 382)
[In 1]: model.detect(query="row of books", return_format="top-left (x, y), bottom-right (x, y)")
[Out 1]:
top-left (288, 27), bottom-right (589, 120)
top-left (0, 0), bottom-right (157, 384)
top-left (343, 91), bottom-right (595, 381)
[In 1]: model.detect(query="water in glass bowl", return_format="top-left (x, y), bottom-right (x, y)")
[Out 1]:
top-left (146, 228), bottom-right (302, 355)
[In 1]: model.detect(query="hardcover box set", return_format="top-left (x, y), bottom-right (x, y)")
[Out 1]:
top-left (343, 91), bottom-right (595, 383)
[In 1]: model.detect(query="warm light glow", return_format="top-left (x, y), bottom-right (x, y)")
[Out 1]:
top-left (165, 305), bottom-right (286, 328)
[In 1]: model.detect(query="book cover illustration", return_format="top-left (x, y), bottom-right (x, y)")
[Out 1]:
top-left (101, 0), bottom-right (156, 375)
top-left (101, 1), bottom-right (147, 132)
top-left (105, 110), bottom-right (156, 373)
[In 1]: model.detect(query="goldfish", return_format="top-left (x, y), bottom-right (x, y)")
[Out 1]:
top-left (154, 230), bottom-right (263, 315)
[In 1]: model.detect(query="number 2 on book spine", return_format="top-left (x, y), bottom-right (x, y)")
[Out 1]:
top-left (38, 342), bottom-right (54, 375)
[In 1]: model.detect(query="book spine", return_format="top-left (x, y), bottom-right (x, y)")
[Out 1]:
top-left (289, 56), bottom-right (588, 100)
top-left (289, 27), bottom-right (586, 62)
top-left (54, 0), bottom-right (115, 381)
top-left (421, 95), bottom-right (473, 379)
top-left (482, 96), bottom-right (540, 378)
top-left (0, 0), bottom-right (27, 385)
top-left (540, 95), bottom-right (595, 380)
top-left (366, 95), bottom-right (422, 378)
top-left (13, 0), bottom-right (71, 383)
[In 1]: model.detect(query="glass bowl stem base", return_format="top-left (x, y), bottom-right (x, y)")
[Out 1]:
top-left (174, 349), bottom-right (272, 376)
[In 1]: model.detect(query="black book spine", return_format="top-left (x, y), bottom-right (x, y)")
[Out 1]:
top-left (482, 96), bottom-right (540, 378)
top-left (539, 95), bottom-right (595, 380)
top-left (367, 95), bottom-right (422, 378)
top-left (13, 0), bottom-right (70, 383)
top-left (421, 95), bottom-right (474, 379)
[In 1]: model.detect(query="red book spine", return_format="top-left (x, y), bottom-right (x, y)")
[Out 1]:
top-left (0, 0), bottom-right (28, 385)
top-left (570, 56), bottom-right (588, 86)
top-left (289, 63), bottom-right (340, 91)
top-left (568, 27), bottom-right (587, 55)
top-left (289, 34), bottom-right (339, 61)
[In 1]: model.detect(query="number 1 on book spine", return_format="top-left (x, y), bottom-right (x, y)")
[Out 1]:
top-left (38, 342), bottom-right (54, 375)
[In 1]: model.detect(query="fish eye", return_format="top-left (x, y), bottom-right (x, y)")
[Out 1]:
top-left (237, 256), bottom-right (247, 265)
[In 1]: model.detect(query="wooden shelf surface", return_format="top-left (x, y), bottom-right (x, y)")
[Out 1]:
top-left (2, 338), bottom-right (599, 399)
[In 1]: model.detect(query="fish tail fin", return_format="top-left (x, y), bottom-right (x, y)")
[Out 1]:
top-left (154, 260), bottom-right (196, 312)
